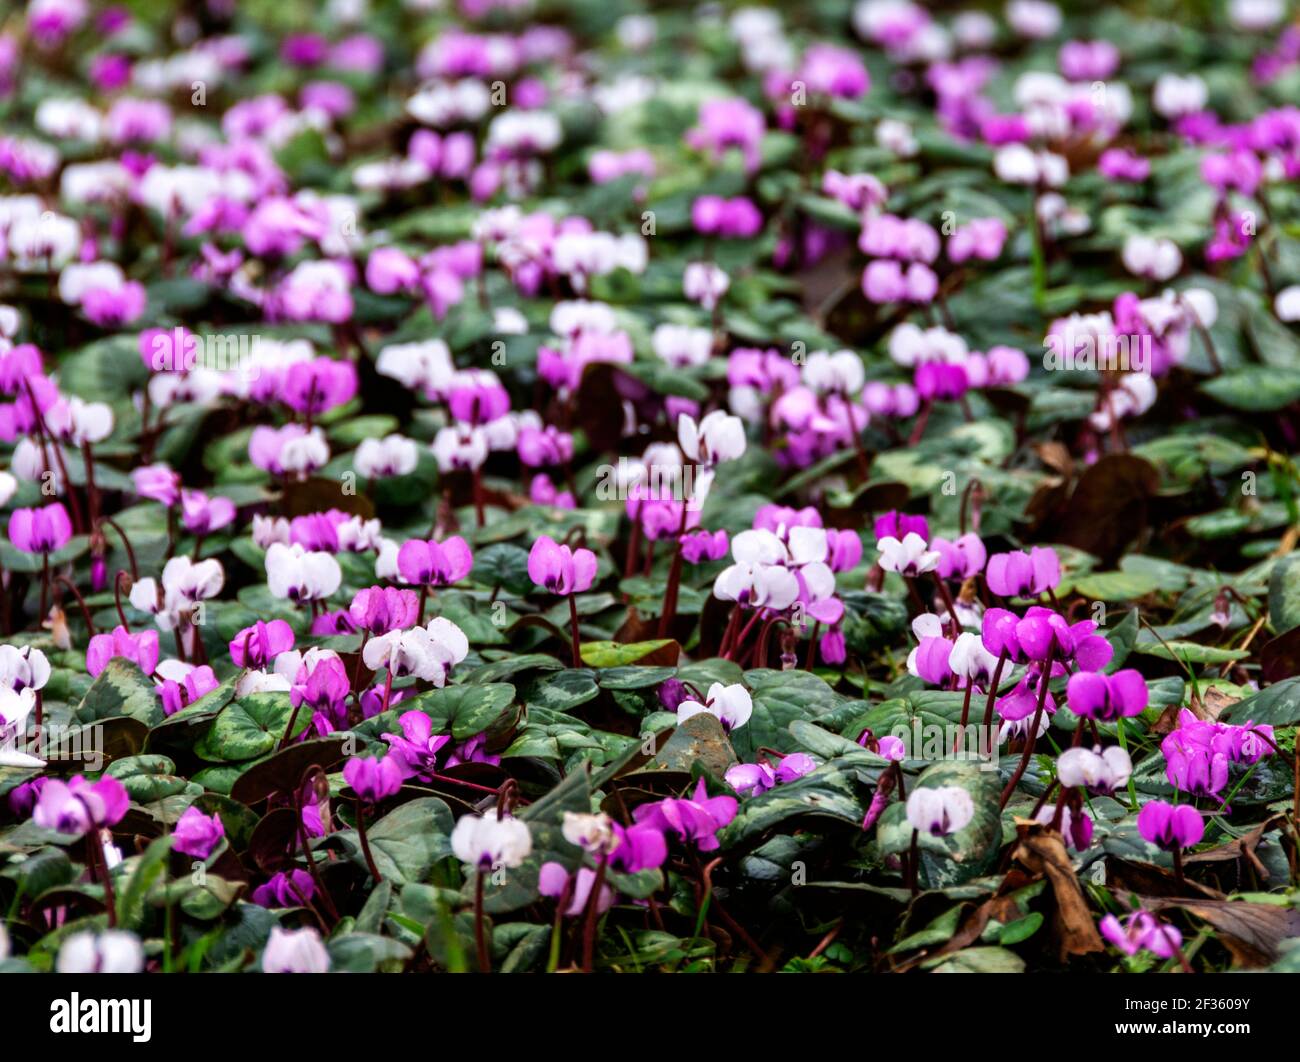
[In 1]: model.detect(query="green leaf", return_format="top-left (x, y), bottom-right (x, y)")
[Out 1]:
top-left (876, 762), bottom-right (1001, 887)
top-left (1219, 677), bottom-right (1300, 727)
top-left (1269, 555), bottom-right (1300, 635)
top-left (74, 659), bottom-right (162, 727)
top-left (400, 683), bottom-right (516, 739)
top-left (198, 694), bottom-right (302, 762)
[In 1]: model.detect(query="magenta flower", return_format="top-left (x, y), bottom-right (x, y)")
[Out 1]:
top-left (680, 529), bottom-right (729, 564)
top-left (131, 463), bottom-right (181, 506)
top-left (281, 358), bottom-right (358, 416)
top-left (985, 547), bottom-right (1061, 598)
top-left (86, 626), bottom-right (159, 678)
top-left (8, 502), bottom-right (73, 553)
top-left (1066, 669), bottom-right (1148, 722)
top-left (32, 775), bottom-right (129, 837)
top-left (608, 822), bottom-right (668, 873)
top-left (179, 489), bottom-right (236, 535)
top-left (874, 510), bottom-right (929, 542)
top-left (538, 863), bottom-right (614, 917)
top-left (725, 762), bottom-right (776, 797)
top-left (173, 806), bottom-right (225, 859)
top-left (1100, 910), bottom-right (1183, 959)
top-left (158, 664), bottom-right (219, 716)
top-left (396, 536), bottom-right (474, 587)
top-left (343, 755), bottom-right (404, 803)
top-left (253, 868), bottom-right (316, 908)
top-left (633, 778), bottom-right (737, 853)
top-left (349, 586), bottom-right (419, 634)
top-left (1136, 800), bottom-right (1205, 851)
top-left (381, 710), bottom-right (452, 779)
top-left (229, 619), bottom-right (295, 668)
top-left (527, 535), bottom-right (597, 596)
top-left (933, 533), bottom-right (987, 580)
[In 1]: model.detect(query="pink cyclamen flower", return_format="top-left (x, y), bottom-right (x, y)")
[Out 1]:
top-left (527, 535), bottom-right (597, 596)
top-left (985, 547), bottom-right (1061, 598)
top-left (1100, 910), bottom-right (1183, 959)
top-left (381, 709), bottom-right (452, 780)
top-left (1066, 669), bottom-right (1148, 722)
top-left (343, 755), bottom-right (405, 803)
top-left (229, 619), bottom-right (295, 668)
top-left (8, 503), bottom-right (73, 553)
top-left (538, 862), bottom-right (614, 917)
top-left (633, 777), bottom-right (737, 852)
top-left (1136, 800), bottom-right (1205, 851)
top-left (33, 774), bottom-right (129, 837)
top-left (349, 587), bottom-right (419, 635)
top-left (86, 626), bottom-right (159, 678)
top-left (396, 536), bottom-right (474, 587)
top-left (172, 806), bottom-right (224, 859)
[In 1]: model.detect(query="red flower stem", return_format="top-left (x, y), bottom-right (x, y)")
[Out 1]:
top-left (999, 646), bottom-right (1056, 809)
top-left (580, 856), bottom-right (608, 973)
top-left (355, 799), bottom-right (382, 884)
top-left (567, 594), bottom-right (582, 668)
top-left (474, 867), bottom-right (491, 973)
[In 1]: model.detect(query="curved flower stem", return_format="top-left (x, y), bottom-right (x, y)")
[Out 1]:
top-left (1171, 847), bottom-right (1186, 893)
top-left (290, 786), bottom-right (338, 922)
top-left (580, 855), bottom-right (608, 973)
top-left (656, 504), bottom-right (692, 638)
top-left (53, 574), bottom-right (96, 636)
top-left (955, 683), bottom-right (974, 754)
top-left (804, 620), bottom-right (821, 670)
top-left (113, 570), bottom-right (132, 630)
top-left (39, 552), bottom-right (50, 625)
top-left (474, 866), bottom-right (491, 973)
top-left (354, 799), bottom-right (382, 884)
top-left (86, 834), bottom-right (117, 927)
top-left (999, 646), bottom-right (1056, 809)
top-left (567, 594), bottom-right (582, 668)
top-left (700, 856), bottom-right (767, 964)
top-left (907, 829), bottom-right (920, 897)
top-left (931, 572), bottom-right (962, 637)
top-left (981, 651), bottom-right (1009, 731)
top-left (100, 517), bottom-right (138, 581)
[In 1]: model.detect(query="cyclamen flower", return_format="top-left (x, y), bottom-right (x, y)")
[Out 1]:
top-left (33, 774), bottom-right (129, 836)
top-left (265, 543), bottom-right (342, 602)
top-left (932, 533), bottom-right (987, 581)
top-left (86, 626), bottom-right (159, 678)
top-left (8, 503), bottom-right (73, 554)
top-left (0, 644), bottom-right (51, 692)
top-left (397, 536), bottom-right (473, 587)
top-left (230, 619), bottom-right (296, 667)
top-left (263, 926), bottom-right (330, 974)
top-left (383, 710), bottom-right (453, 779)
top-left (451, 809), bottom-right (533, 869)
top-left (0, 687), bottom-right (43, 768)
top-left (343, 755), bottom-right (404, 803)
top-left (156, 661), bottom-right (219, 717)
top-left (180, 490), bottom-right (237, 536)
top-left (538, 862), bottom-right (614, 917)
top-left (528, 535), bottom-right (597, 596)
top-left (173, 806), bottom-right (224, 859)
top-left (726, 761), bottom-right (776, 797)
top-left (676, 682), bottom-right (753, 731)
top-left (906, 786), bottom-right (974, 836)
top-left (1057, 745), bottom-right (1132, 795)
top-left (984, 547), bottom-right (1060, 598)
top-left (349, 587), bottom-right (419, 635)
top-left (1100, 910), bottom-right (1183, 960)
top-left (253, 868), bottom-right (316, 909)
top-left (56, 930), bottom-right (144, 975)
top-left (678, 410), bottom-right (746, 466)
top-left (1065, 670), bottom-right (1148, 722)
top-left (362, 617), bottom-right (469, 685)
top-left (1137, 800), bottom-right (1205, 851)
top-left (876, 532), bottom-right (940, 576)
top-left (633, 778), bottom-right (737, 853)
